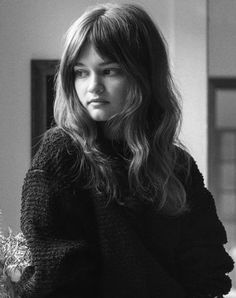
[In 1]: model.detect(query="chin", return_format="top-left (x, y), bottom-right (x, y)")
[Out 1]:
top-left (90, 112), bottom-right (111, 122)
top-left (94, 118), bottom-right (108, 122)
top-left (91, 116), bottom-right (109, 122)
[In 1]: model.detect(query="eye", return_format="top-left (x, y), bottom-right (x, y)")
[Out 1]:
top-left (103, 68), bottom-right (122, 76)
top-left (73, 68), bottom-right (89, 78)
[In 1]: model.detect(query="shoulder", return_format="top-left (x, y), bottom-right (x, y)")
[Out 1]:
top-left (174, 145), bottom-right (204, 187)
top-left (37, 126), bottom-right (72, 149)
top-left (174, 146), bottom-right (217, 212)
top-left (31, 127), bottom-right (81, 176)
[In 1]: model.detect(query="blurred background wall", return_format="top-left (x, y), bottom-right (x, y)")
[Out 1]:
top-left (209, 1), bottom-right (236, 294)
top-left (209, 0), bottom-right (236, 77)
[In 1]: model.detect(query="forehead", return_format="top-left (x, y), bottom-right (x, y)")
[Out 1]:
top-left (76, 42), bottom-right (113, 65)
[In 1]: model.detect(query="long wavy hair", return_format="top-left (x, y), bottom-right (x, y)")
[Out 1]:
top-left (54, 3), bottom-right (190, 215)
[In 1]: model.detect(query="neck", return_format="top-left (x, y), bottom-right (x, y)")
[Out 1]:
top-left (96, 122), bottom-right (122, 141)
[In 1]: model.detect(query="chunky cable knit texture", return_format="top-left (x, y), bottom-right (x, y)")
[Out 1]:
top-left (15, 127), bottom-right (234, 298)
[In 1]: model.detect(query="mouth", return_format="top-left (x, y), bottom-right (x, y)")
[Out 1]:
top-left (88, 99), bottom-right (109, 105)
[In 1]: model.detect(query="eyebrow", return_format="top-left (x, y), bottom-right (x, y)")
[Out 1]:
top-left (74, 60), bottom-right (119, 67)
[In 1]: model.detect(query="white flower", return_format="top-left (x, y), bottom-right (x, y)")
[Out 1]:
top-left (5, 264), bottom-right (22, 283)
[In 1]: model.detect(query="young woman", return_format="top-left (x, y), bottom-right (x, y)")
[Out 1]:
top-left (16, 3), bottom-right (234, 298)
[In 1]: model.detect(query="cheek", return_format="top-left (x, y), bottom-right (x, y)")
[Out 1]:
top-left (119, 81), bottom-right (129, 102)
top-left (74, 81), bottom-right (85, 104)
top-left (74, 81), bottom-right (81, 95)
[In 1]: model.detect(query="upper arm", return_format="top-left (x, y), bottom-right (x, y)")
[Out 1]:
top-left (16, 130), bottom-right (97, 298)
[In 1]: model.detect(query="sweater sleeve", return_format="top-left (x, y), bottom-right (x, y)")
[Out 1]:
top-left (176, 156), bottom-right (234, 298)
top-left (15, 129), bottom-right (99, 298)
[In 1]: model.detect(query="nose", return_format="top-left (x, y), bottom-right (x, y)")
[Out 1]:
top-left (88, 73), bottom-right (104, 95)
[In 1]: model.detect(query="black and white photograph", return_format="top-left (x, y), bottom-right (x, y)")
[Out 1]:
top-left (0, 1), bottom-right (236, 297)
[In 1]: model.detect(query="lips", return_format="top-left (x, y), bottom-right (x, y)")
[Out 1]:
top-left (88, 98), bottom-right (109, 104)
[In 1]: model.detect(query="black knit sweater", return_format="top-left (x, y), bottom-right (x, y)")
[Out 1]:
top-left (15, 127), bottom-right (234, 298)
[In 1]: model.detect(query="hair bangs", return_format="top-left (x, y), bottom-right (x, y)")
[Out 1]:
top-left (88, 17), bottom-right (126, 69)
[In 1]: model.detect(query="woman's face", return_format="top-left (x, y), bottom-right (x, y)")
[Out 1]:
top-left (74, 42), bottom-right (129, 122)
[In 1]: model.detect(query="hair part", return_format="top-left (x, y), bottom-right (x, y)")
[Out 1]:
top-left (54, 3), bottom-right (190, 216)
